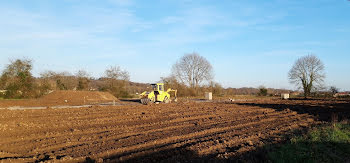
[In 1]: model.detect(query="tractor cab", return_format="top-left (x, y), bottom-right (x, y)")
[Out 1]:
top-left (151, 83), bottom-right (164, 101)
top-left (151, 83), bottom-right (164, 92)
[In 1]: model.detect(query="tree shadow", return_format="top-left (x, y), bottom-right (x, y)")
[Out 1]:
top-left (236, 99), bottom-right (350, 122)
top-left (98, 127), bottom-right (308, 162)
top-left (83, 126), bottom-right (349, 163)
top-left (263, 141), bottom-right (350, 163)
top-left (88, 143), bottom-right (267, 163)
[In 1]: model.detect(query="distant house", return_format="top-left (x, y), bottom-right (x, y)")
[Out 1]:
top-left (281, 93), bottom-right (290, 100)
top-left (334, 92), bottom-right (350, 98)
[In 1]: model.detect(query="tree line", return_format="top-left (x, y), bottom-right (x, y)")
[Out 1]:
top-left (0, 59), bottom-right (131, 99)
top-left (0, 53), bottom-right (339, 99)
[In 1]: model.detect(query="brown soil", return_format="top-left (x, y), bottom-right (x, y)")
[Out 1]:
top-left (2, 99), bottom-right (347, 162)
top-left (0, 91), bottom-right (118, 107)
top-left (233, 98), bottom-right (350, 121)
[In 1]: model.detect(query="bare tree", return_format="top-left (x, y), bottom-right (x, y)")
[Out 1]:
top-left (289, 55), bottom-right (325, 98)
top-left (330, 86), bottom-right (339, 96)
top-left (103, 66), bottom-right (130, 97)
top-left (105, 66), bottom-right (129, 82)
top-left (172, 53), bottom-right (213, 88)
top-left (75, 70), bottom-right (90, 78)
top-left (75, 70), bottom-right (90, 90)
top-left (40, 71), bottom-right (76, 90)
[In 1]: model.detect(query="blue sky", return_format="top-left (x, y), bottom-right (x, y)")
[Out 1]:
top-left (0, 0), bottom-right (349, 90)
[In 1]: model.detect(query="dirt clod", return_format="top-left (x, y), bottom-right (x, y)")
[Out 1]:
top-left (247, 140), bottom-right (254, 146)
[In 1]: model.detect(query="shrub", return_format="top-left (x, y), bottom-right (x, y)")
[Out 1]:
top-left (258, 86), bottom-right (268, 96)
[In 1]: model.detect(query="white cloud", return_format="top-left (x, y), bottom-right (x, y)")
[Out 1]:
top-left (259, 50), bottom-right (312, 57)
top-left (108, 0), bottom-right (134, 6)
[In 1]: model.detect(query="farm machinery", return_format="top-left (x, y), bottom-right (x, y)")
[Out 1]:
top-left (140, 83), bottom-right (177, 105)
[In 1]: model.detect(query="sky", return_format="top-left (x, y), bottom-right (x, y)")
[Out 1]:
top-left (0, 0), bottom-right (349, 91)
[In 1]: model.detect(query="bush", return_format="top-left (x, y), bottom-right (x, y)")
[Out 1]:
top-left (0, 59), bottom-right (37, 99)
top-left (258, 86), bottom-right (268, 96)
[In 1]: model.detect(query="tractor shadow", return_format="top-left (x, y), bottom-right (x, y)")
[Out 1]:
top-left (119, 99), bottom-right (141, 103)
top-left (117, 98), bottom-right (143, 105)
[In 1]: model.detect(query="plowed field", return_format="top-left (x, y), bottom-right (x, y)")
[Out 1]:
top-left (1, 99), bottom-right (347, 162)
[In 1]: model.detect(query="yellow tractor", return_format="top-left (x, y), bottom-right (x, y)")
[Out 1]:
top-left (140, 83), bottom-right (177, 105)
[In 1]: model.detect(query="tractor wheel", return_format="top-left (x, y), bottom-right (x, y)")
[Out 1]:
top-left (141, 98), bottom-right (150, 105)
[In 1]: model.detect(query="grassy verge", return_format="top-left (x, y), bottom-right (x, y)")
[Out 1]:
top-left (266, 123), bottom-right (350, 163)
